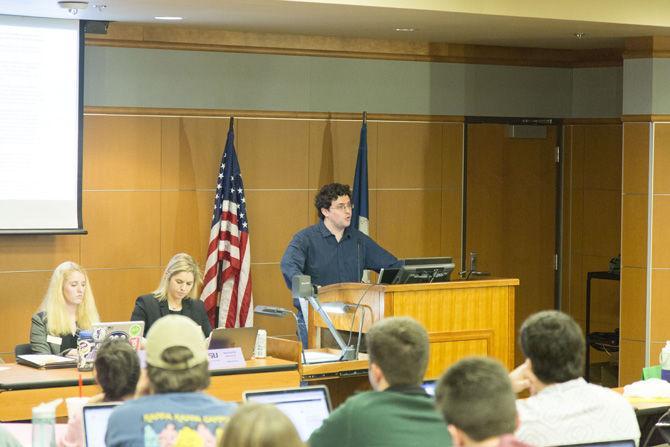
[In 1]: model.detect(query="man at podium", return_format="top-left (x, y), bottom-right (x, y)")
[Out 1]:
top-left (280, 183), bottom-right (401, 345)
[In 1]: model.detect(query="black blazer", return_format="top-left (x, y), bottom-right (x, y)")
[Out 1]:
top-left (130, 294), bottom-right (212, 337)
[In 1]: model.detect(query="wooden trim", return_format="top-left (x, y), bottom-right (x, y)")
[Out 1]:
top-left (624, 37), bottom-right (670, 59)
top-left (563, 118), bottom-right (622, 125)
top-left (428, 329), bottom-right (494, 344)
top-left (83, 106), bottom-right (465, 122)
top-left (622, 115), bottom-right (670, 122)
top-left (85, 23), bottom-right (622, 68)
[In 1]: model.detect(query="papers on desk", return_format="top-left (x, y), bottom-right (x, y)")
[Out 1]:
top-left (303, 351), bottom-right (341, 364)
top-left (16, 354), bottom-right (77, 369)
top-left (623, 378), bottom-right (670, 399)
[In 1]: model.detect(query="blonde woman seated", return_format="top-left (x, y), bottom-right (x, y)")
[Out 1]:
top-left (220, 403), bottom-right (304, 447)
top-left (30, 261), bottom-right (100, 356)
top-left (130, 253), bottom-right (211, 337)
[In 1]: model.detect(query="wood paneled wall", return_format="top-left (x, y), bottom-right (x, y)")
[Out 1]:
top-left (0, 112), bottom-right (463, 360)
top-left (562, 124), bottom-right (623, 373)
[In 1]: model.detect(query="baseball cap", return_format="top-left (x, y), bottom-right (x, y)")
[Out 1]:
top-left (146, 315), bottom-right (208, 370)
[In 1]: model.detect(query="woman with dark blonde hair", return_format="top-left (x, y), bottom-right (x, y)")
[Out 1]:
top-left (130, 253), bottom-right (211, 337)
top-left (220, 403), bottom-right (304, 447)
top-left (30, 261), bottom-right (100, 356)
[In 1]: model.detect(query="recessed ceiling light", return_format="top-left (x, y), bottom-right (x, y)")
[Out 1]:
top-left (574, 32), bottom-right (586, 39)
top-left (155, 16), bottom-right (183, 21)
top-left (395, 28), bottom-right (416, 32)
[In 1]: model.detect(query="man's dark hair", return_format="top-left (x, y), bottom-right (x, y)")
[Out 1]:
top-left (436, 357), bottom-right (517, 442)
top-left (314, 183), bottom-right (351, 219)
top-left (366, 317), bottom-right (428, 387)
top-left (519, 310), bottom-right (584, 384)
top-left (94, 339), bottom-right (141, 401)
top-left (147, 346), bottom-right (210, 394)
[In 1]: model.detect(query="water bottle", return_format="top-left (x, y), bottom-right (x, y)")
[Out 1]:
top-left (32, 404), bottom-right (56, 447)
top-left (661, 341), bottom-right (670, 382)
top-left (254, 329), bottom-right (267, 358)
top-left (77, 330), bottom-right (95, 372)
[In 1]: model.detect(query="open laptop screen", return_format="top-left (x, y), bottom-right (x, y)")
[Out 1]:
top-left (82, 403), bottom-right (120, 447)
top-left (243, 386), bottom-right (331, 441)
top-left (421, 379), bottom-right (436, 396)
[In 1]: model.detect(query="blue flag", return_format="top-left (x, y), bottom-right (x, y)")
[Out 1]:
top-left (352, 119), bottom-right (369, 235)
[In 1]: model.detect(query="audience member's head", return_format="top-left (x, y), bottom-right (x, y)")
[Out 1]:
top-left (153, 253), bottom-right (203, 300)
top-left (145, 315), bottom-right (210, 394)
top-left (41, 260), bottom-right (100, 334)
top-left (366, 316), bottom-right (429, 389)
top-left (436, 356), bottom-right (517, 446)
top-left (314, 183), bottom-right (351, 219)
top-left (519, 310), bottom-right (584, 385)
top-left (94, 339), bottom-right (141, 401)
top-left (219, 403), bottom-right (304, 447)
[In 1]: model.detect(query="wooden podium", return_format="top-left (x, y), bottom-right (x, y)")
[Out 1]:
top-left (308, 278), bottom-right (518, 377)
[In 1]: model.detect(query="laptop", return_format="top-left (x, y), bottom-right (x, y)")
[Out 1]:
top-left (208, 327), bottom-right (258, 360)
top-left (82, 402), bottom-right (120, 447)
top-left (243, 385), bottom-right (332, 441)
top-left (92, 321), bottom-right (145, 351)
top-left (554, 441), bottom-right (635, 447)
top-left (421, 379), bottom-right (436, 396)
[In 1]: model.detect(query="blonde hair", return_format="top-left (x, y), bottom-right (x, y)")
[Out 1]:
top-left (153, 253), bottom-right (203, 301)
top-left (41, 261), bottom-right (100, 336)
top-left (219, 403), bottom-right (304, 447)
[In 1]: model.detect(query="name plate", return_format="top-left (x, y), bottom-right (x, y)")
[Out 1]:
top-left (208, 348), bottom-right (246, 370)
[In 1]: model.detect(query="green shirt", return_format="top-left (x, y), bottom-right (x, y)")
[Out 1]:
top-left (308, 387), bottom-right (452, 447)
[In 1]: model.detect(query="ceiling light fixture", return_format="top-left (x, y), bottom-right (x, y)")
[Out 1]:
top-left (155, 16), bottom-right (183, 21)
top-left (574, 32), bottom-right (586, 39)
top-left (395, 27), bottom-right (416, 32)
top-left (57, 0), bottom-right (89, 15)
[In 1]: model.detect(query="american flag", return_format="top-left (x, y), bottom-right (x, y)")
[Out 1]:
top-left (200, 118), bottom-right (253, 328)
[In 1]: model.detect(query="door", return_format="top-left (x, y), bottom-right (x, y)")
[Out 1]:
top-left (465, 122), bottom-right (558, 364)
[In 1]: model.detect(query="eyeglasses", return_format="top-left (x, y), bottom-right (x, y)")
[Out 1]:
top-left (331, 203), bottom-right (354, 211)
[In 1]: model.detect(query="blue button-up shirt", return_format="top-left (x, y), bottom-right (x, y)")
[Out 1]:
top-left (280, 219), bottom-right (402, 288)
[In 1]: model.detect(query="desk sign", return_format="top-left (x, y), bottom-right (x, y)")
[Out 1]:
top-left (207, 348), bottom-right (245, 370)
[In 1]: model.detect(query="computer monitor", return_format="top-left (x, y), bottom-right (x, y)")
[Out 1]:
top-left (392, 257), bottom-right (455, 284)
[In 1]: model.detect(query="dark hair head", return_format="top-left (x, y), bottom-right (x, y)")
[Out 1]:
top-left (436, 356), bottom-right (517, 441)
top-left (366, 317), bottom-right (429, 387)
top-left (147, 346), bottom-right (210, 393)
top-left (94, 339), bottom-right (141, 401)
top-left (314, 183), bottom-right (351, 219)
top-left (519, 310), bottom-right (584, 384)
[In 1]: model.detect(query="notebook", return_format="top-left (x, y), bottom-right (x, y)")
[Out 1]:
top-left (82, 402), bottom-right (120, 447)
top-left (208, 327), bottom-right (258, 360)
top-left (243, 385), bottom-right (332, 441)
top-left (92, 321), bottom-right (145, 351)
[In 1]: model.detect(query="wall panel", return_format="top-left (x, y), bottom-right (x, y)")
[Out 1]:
top-left (83, 115), bottom-right (162, 190)
top-left (0, 112), bottom-right (463, 359)
top-left (562, 124), bottom-right (622, 375)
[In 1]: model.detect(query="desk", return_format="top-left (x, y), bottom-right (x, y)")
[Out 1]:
top-left (615, 387), bottom-right (670, 444)
top-left (2, 423), bottom-right (67, 447)
top-left (0, 357), bottom-right (299, 421)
